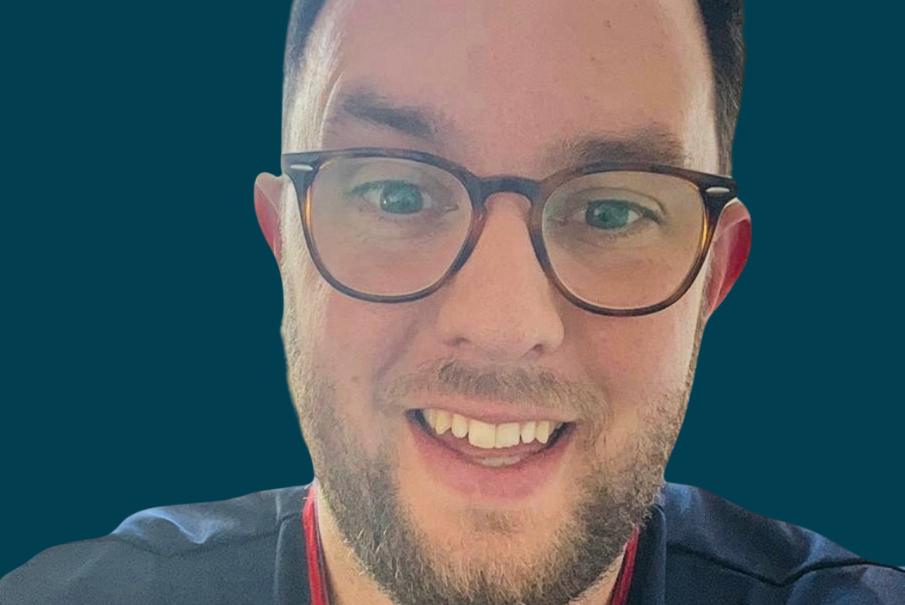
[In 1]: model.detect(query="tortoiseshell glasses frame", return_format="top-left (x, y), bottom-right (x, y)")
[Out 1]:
top-left (281, 147), bottom-right (738, 317)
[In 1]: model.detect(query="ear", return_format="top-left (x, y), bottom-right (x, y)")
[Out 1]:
top-left (254, 173), bottom-right (284, 266)
top-left (703, 200), bottom-right (752, 322)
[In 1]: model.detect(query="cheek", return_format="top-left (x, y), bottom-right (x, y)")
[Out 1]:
top-left (640, 290), bottom-right (702, 387)
top-left (319, 295), bottom-right (416, 384)
top-left (310, 294), bottom-right (425, 447)
top-left (584, 309), bottom-right (697, 386)
top-left (573, 284), bottom-right (702, 435)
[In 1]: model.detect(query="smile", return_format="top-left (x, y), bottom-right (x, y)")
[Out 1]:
top-left (407, 408), bottom-right (575, 498)
top-left (417, 408), bottom-right (567, 449)
top-left (420, 408), bottom-right (565, 447)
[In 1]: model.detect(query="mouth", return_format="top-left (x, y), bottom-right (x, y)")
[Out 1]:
top-left (405, 408), bottom-right (576, 500)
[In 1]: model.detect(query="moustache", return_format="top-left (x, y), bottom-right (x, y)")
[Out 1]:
top-left (382, 358), bottom-right (609, 422)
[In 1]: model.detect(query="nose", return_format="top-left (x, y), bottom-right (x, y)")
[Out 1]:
top-left (433, 194), bottom-right (566, 363)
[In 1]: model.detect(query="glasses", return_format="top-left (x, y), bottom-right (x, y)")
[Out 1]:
top-left (281, 148), bottom-right (737, 317)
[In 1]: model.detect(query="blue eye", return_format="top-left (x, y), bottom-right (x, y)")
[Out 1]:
top-left (584, 200), bottom-right (641, 230)
top-left (352, 180), bottom-right (424, 214)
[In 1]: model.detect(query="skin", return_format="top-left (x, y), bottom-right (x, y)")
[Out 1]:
top-left (255, 0), bottom-right (752, 603)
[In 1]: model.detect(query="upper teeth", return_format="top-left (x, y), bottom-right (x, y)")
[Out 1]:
top-left (422, 409), bottom-right (563, 449)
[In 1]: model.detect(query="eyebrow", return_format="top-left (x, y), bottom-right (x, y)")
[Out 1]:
top-left (548, 129), bottom-right (689, 168)
top-left (330, 86), bottom-right (688, 168)
top-left (331, 87), bottom-right (450, 143)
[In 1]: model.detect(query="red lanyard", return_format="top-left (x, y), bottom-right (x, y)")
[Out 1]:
top-left (611, 528), bottom-right (639, 605)
top-left (302, 484), bottom-right (330, 605)
top-left (302, 484), bottom-right (638, 605)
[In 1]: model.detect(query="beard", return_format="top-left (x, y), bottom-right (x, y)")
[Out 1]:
top-left (280, 249), bottom-right (702, 605)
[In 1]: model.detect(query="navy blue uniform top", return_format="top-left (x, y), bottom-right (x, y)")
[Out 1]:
top-left (3, 483), bottom-right (903, 604)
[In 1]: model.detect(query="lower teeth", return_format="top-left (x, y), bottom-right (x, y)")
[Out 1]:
top-left (477, 456), bottom-right (523, 468)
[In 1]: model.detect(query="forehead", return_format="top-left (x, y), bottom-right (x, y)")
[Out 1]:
top-left (290, 0), bottom-right (717, 174)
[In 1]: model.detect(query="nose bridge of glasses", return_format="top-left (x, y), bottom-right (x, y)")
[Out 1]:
top-left (475, 176), bottom-right (542, 209)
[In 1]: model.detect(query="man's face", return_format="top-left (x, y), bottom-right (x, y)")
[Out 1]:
top-left (276, 0), bottom-right (725, 603)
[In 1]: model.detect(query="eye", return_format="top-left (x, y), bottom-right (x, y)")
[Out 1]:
top-left (351, 180), bottom-right (424, 215)
top-left (582, 200), bottom-right (643, 230)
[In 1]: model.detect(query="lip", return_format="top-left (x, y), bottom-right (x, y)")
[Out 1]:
top-left (406, 411), bottom-right (575, 500)
top-left (409, 399), bottom-right (576, 425)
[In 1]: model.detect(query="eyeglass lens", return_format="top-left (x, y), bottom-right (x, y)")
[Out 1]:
top-left (307, 157), bottom-right (705, 310)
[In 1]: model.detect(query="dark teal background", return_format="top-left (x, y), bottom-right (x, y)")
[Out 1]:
top-left (3, 0), bottom-right (903, 579)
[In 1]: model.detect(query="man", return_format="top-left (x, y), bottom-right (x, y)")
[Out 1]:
top-left (2, 0), bottom-right (902, 603)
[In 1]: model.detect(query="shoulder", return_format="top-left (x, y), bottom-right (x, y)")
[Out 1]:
top-left (1, 485), bottom-right (312, 605)
top-left (647, 483), bottom-right (905, 604)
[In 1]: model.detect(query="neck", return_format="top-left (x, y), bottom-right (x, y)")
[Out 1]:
top-left (314, 489), bottom-right (625, 605)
